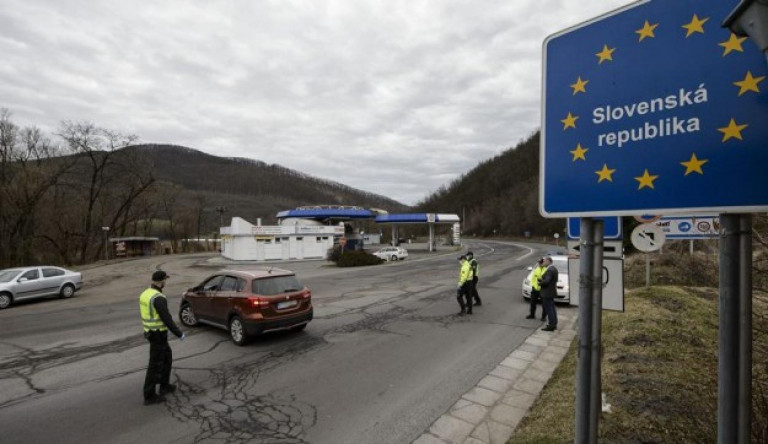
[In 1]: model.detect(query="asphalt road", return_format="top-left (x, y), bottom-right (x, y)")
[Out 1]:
top-left (0, 240), bottom-right (573, 444)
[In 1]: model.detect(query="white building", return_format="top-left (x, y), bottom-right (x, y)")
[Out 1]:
top-left (220, 217), bottom-right (344, 261)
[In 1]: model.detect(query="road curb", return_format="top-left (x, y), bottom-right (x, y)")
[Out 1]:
top-left (412, 314), bottom-right (578, 444)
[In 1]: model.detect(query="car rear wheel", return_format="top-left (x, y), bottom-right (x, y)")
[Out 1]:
top-left (229, 315), bottom-right (250, 346)
top-left (59, 284), bottom-right (75, 299)
top-left (391, 255), bottom-right (398, 261)
top-left (0, 293), bottom-right (12, 309)
top-left (179, 303), bottom-right (199, 327)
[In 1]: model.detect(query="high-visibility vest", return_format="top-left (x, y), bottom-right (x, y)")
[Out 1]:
top-left (469, 258), bottom-right (479, 277)
top-left (531, 266), bottom-right (547, 291)
top-left (459, 260), bottom-right (473, 285)
top-left (139, 288), bottom-right (167, 332)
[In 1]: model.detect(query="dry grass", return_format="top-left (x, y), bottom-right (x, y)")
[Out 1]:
top-left (508, 286), bottom-right (768, 443)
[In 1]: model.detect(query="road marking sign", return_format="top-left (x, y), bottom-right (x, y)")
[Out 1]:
top-left (631, 224), bottom-right (666, 252)
top-left (540, 0), bottom-right (768, 217)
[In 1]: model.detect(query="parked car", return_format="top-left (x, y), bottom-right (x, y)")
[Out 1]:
top-left (179, 268), bottom-right (313, 345)
top-left (0, 266), bottom-right (84, 309)
top-left (372, 246), bottom-right (409, 261)
top-left (521, 255), bottom-right (570, 303)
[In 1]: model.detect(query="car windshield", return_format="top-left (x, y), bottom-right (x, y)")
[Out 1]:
top-left (552, 258), bottom-right (568, 273)
top-left (252, 275), bottom-right (303, 295)
top-left (0, 269), bottom-right (22, 282)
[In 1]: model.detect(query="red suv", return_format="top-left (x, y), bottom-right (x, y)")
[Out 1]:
top-left (179, 268), bottom-right (313, 345)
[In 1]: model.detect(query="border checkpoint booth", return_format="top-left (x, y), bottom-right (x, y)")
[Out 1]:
top-left (374, 213), bottom-right (461, 252)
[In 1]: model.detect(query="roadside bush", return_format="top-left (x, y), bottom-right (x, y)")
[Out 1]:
top-left (329, 249), bottom-right (384, 267)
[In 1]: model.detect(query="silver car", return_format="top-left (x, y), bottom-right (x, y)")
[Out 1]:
top-left (372, 246), bottom-right (409, 261)
top-left (0, 266), bottom-right (84, 309)
top-left (521, 255), bottom-right (570, 303)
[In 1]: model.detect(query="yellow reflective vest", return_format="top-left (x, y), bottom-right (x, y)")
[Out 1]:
top-left (531, 265), bottom-right (547, 291)
top-left (459, 260), bottom-right (473, 285)
top-left (139, 288), bottom-right (167, 332)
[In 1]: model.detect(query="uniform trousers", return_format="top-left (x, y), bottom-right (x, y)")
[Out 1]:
top-left (144, 330), bottom-right (173, 400)
top-left (457, 282), bottom-right (474, 313)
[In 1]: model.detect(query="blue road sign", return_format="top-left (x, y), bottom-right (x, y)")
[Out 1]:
top-left (541, 0), bottom-right (768, 217)
top-left (567, 217), bottom-right (623, 240)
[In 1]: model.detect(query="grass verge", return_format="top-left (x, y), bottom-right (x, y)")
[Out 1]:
top-left (507, 286), bottom-right (762, 443)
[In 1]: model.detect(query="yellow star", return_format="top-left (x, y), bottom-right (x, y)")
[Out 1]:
top-left (718, 118), bottom-right (748, 142)
top-left (635, 20), bottom-right (659, 42)
top-left (635, 169), bottom-right (659, 190)
top-left (570, 77), bottom-right (588, 95)
top-left (561, 112), bottom-right (578, 130)
top-left (682, 14), bottom-right (709, 38)
top-left (719, 33), bottom-right (748, 56)
top-left (734, 71), bottom-right (765, 96)
top-left (680, 153), bottom-right (708, 176)
top-left (595, 164), bottom-right (616, 183)
top-left (595, 45), bottom-right (615, 64)
top-left (570, 143), bottom-right (588, 161)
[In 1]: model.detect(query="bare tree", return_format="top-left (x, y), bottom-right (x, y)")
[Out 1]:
top-left (0, 110), bottom-right (74, 266)
top-left (58, 122), bottom-right (146, 263)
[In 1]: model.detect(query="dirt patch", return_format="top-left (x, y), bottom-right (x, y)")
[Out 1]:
top-left (620, 333), bottom-right (654, 347)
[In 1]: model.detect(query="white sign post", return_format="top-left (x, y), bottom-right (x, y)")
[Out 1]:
top-left (569, 257), bottom-right (624, 311)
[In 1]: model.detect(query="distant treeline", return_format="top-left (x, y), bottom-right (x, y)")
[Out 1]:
top-left (415, 131), bottom-right (564, 238)
top-left (0, 108), bottom-right (407, 267)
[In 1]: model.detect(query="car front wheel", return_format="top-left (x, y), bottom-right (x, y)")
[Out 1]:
top-left (0, 293), bottom-right (12, 309)
top-left (179, 303), bottom-right (199, 327)
top-left (391, 255), bottom-right (398, 261)
top-left (229, 315), bottom-right (250, 346)
top-left (59, 284), bottom-right (75, 299)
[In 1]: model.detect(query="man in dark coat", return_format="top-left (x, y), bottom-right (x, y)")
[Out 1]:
top-left (538, 256), bottom-right (559, 331)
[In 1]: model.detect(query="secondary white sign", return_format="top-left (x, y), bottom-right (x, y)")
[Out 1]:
top-left (568, 257), bottom-right (624, 312)
top-left (631, 224), bottom-right (666, 252)
top-left (653, 215), bottom-right (719, 239)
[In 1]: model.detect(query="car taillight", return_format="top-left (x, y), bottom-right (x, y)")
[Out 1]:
top-left (248, 297), bottom-right (269, 307)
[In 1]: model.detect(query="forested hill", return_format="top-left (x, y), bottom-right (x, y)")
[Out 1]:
top-left (416, 131), bottom-right (562, 237)
top-left (126, 144), bottom-right (408, 221)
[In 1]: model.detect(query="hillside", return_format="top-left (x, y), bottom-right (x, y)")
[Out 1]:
top-left (125, 144), bottom-right (409, 224)
top-left (416, 131), bottom-right (562, 237)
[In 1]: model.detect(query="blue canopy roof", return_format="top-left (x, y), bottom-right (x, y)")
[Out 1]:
top-left (276, 209), bottom-right (375, 220)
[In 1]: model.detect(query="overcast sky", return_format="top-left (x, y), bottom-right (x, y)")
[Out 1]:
top-left (1, 0), bottom-right (630, 205)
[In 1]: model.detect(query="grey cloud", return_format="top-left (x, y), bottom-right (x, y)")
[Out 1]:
top-left (1, 0), bottom-right (629, 205)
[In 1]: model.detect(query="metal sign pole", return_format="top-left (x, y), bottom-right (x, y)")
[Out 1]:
top-left (738, 214), bottom-right (752, 444)
top-left (575, 217), bottom-right (595, 444)
top-left (718, 214), bottom-right (740, 443)
top-left (588, 220), bottom-right (604, 442)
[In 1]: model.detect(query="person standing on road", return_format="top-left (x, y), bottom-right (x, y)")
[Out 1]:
top-left (526, 258), bottom-right (547, 321)
top-left (456, 255), bottom-right (474, 315)
top-left (538, 256), bottom-right (559, 331)
top-left (466, 251), bottom-right (481, 306)
top-left (139, 270), bottom-right (185, 405)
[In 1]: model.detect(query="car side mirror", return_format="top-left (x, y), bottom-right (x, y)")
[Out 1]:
top-left (18, 277), bottom-right (28, 283)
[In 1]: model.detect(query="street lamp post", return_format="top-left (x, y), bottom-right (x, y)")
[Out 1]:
top-left (102, 226), bottom-right (110, 261)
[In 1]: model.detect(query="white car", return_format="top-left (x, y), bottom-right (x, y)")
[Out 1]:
top-left (0, 266), bottom-right (84, 309)
top-left (521, 255), bottom-right (570, 303)
top-left (373, 246), bottom-right (409, 261)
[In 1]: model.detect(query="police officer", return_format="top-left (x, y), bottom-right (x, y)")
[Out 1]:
top-left (526, 258), bottom-right (547, 321)
top-left (466, 251), bottom-right (481, 306)
top-left (538, 256), bottom-right (559, 331)
top-left (457, 255), bottom-right (474, 315)
top-left (139, 270), bottom-right (185, 405)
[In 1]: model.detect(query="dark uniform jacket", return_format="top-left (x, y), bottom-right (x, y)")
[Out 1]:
top-left (538, 265), bottom-right (559, 300)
